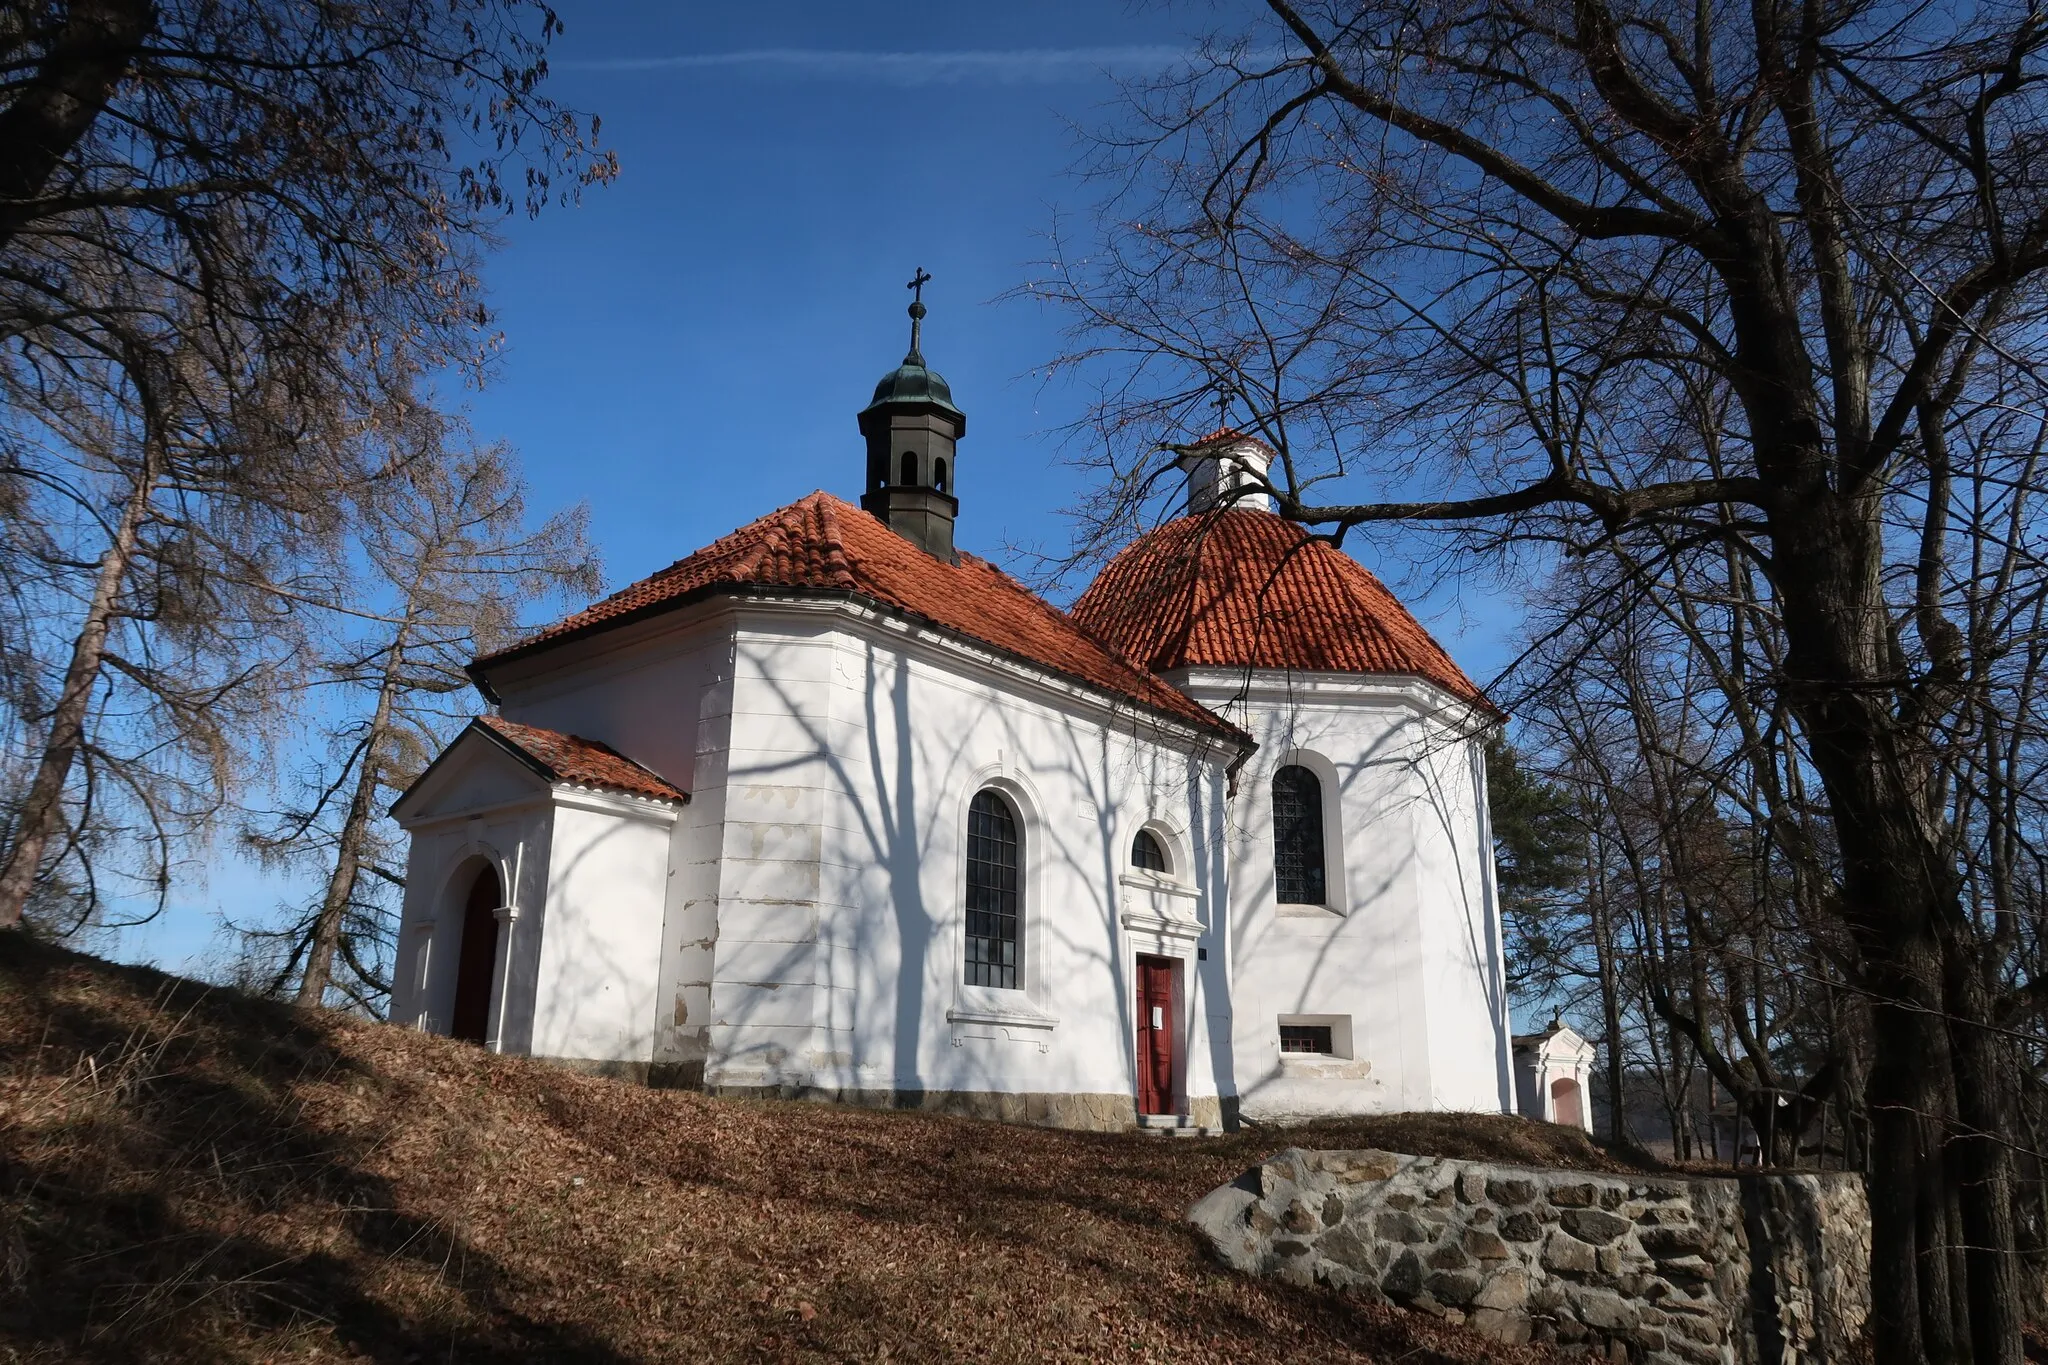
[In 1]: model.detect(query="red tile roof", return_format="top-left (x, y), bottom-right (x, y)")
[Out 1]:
top-left (477, 493), bottom-right (1244, 742)
top-left (1069, 509), bottom-right (1493, 711)
top-left (474, 715), bottom-right (688, 803)
top-left (1185, 425), bottom-right (1273, 450)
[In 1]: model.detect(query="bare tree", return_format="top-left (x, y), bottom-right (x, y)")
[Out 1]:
top-left (244, 438), bottom-right (598, 1012)
top-left (0, 308), bottom-right (373, 931)
top-left (1042, 1), bottom-right (2048, 1358)
top-left (0, 0), bottom-right (613, 932)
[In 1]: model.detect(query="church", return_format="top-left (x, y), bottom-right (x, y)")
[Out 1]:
top-left (389, 286), bottom-right (1516, 1132)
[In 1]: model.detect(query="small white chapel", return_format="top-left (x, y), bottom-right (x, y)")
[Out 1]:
top-left (389, 283), bottom-right (1517, 1131)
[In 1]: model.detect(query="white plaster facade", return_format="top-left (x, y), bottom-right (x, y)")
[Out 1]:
top-left (1174, 667), bottom-right (1513, 1122)
top-left (393, 593), bottom-right (1244, 1125)
top-left (388, 426), bottom-right (1517, 1131)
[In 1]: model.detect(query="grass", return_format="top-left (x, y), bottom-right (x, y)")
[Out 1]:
top-left (0, 935), bottom-right (1629, 1363)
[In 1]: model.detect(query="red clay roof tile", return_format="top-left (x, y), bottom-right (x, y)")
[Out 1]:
top-left (478, 493), bottom-right (1242, 742)
top-left (475, 715), bottom-right (688, 803)
top-left (1070, 509), bottom-right (1493, 711)
top-left (1185, 425), bottom-right (1273, 450)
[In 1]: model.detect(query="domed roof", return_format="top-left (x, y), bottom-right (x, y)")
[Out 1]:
top-left (862, 358), bottom-right (963, 420)
top-left (1070, 508), bottom-right (1491, 709)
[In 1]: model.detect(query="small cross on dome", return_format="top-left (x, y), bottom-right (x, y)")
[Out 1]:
top-left (905, 266), bottom-right (932, 361)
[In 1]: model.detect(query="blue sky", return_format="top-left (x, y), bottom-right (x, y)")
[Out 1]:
top-left (100, 0), bottom-right (1522, 975)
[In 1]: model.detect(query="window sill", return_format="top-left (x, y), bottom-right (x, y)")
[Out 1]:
top-left (1118, 871), bottom-right (1198, 900)
top-left (1276, 902), bottom-right (1344, 920)
top-left (947, 1002), bottom-right (1059, 1032)
top-left (1278, 1055), bottom-right (1373, 1080)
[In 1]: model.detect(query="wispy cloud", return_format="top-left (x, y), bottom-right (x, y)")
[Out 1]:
top-left (561, 46), bottom-right (1198, 86)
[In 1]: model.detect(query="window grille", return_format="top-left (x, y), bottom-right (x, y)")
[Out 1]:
top-left (1272, 764), bottom-right (1327, 904)
top-left (1131, 829), bottom-right (1167, 873)
top-left (1280, 1025), bottom-right (1334, 1054)
top-left (965, 790), bottom-right (1020, 989)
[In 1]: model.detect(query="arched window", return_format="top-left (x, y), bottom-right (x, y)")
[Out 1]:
top-left (933, 457), bottom-right (948, 493)
top-left (1272, 765), bottom-right (1327, 905)
top-left (900, 451), bottom-right (918, 485)
top-left (1131, 829), bottom-right (1167, 874)
top-left (965, 790), bottom-right (1020, 989)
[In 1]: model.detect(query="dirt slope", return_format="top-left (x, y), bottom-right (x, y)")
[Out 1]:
top-left (0, 936), bottom-right (1618, 1364)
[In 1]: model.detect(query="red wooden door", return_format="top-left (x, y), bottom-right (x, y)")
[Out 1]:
top-left (1135, 956), bottom-right (1176, 1115)
top-left (450, 865), bottom-right (501, 1044)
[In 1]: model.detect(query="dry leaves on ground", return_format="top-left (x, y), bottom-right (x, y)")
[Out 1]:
top-left (0, 937), bottom-right (1614, 1363)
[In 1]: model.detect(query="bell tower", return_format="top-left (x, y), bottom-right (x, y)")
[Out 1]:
top-left (859, 267), bottom-right (966, 562)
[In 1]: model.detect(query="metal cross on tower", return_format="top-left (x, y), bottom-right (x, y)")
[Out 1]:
top-left (905, 267), bottom-right (932, 362)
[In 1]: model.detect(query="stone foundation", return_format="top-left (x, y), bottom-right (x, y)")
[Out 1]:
top-left (545, 1054), bottom-right (1223, 1133)
top-left (1188, 1148), bottom-right (1869, 1365)
top-left (702, 1083), bottom-right (1148, 1132)
top-left (540, 1055), bottom-right (655, 1084)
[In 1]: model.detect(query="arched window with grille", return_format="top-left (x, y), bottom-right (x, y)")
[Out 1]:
top-left (965, 790), bottom-right (1021, 989)
top-left (1131, 828), bottom-right (1168, 874)
top-left (1272, 765), bottom-right (1327, 905)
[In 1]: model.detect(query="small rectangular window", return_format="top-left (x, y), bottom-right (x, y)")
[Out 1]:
top-left (1280, 1025), bottom-right (1334, 1055)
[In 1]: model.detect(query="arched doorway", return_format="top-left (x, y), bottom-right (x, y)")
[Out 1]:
top-left (1550, 1076), bottom-right (1584, 1129)
top-left (449, 863), bottom-right (501, 1044)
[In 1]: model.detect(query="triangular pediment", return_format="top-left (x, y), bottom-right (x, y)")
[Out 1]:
top-left (391, 725), bottom-right (552, 826)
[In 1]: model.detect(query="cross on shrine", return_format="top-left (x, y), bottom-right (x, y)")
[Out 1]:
top-left (907, 267), bottom-right (932, 304)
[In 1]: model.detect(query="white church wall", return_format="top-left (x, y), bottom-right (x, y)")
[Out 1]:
top-left (524, 791), bottom-right (679, 1067)
top-left (1178, 668), bottom-right (1508, 1124)
top-left (655, 646), bottom-right (736, 1081)
top-left (484, 614), bottom-right (740, 1078)
top-left (1410, 715), bottom-right (1517, 1112)
top-left (697, 604), bottom-right (1235, 1128)
top-left (699, 618), bottom-right (843, 1093)
top-left (483, 607), bottom-right (720, 794)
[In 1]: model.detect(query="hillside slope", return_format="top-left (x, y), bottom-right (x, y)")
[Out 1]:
top-left (0, 938), bottom-right (1622, 1364)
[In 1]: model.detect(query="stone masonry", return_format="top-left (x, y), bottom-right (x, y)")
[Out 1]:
top-left (1187, 1149), bottom-right (1869, 1364)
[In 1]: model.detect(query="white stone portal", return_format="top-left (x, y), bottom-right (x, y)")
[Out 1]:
top-left (1512, 1022), bottom-right (1597, 1132)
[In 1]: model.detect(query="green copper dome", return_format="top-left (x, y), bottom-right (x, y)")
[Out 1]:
top-left (862, 358), bottom-right (964, 419)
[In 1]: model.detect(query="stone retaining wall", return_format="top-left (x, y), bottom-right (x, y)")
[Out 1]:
top-left (1188, 1148), bottom-right (1868, 1364)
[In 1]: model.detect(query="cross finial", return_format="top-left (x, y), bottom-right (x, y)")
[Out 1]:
top-left (904, 267), bottom-right (932, 363)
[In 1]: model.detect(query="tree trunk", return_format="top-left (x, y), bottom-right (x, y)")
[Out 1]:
top-left (295, 630), bottom-right (407, 1006)
top-left (1772, 486), bottom-right (2017, 1365)
top-left (0, 0), bottom-right (156, 253)
top-left (1590, 887), bottom-right (1630, 1147)
top-left (0, 444), bottom-right (158, 929)
top-left (1947, 941), bottom-right (2025, 1365)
